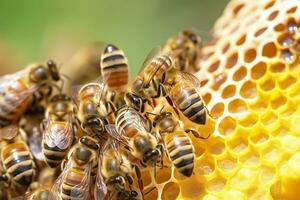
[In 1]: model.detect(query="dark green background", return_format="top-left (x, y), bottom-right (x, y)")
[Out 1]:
top-left (0, 0), bottom-right (229, 76)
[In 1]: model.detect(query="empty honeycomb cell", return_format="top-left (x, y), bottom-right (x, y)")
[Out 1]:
top-left (277, 32), bottom-right (295, 47)
top-left (261, 110), bottom-right (278, 126)
top-left (262, 42), bottom-right (277, 58)
top-left (225, 52), bottom-right (238, 68)
top-left (239, 113), bottom-right (259, 127)
top-left (267, 10), bottom-right (279, 21)
top-left (208, 60), bottom-right (220, 72)
top-left (200, 79), bottom-right (209, 87)
top-left (286, 6), bottom-right (298, 14)
top-left (233, 66), bottom-right (247, 81)
top-left (228, 99), bottom-right (247, 113)
top-left (280, 100), bottom-right (297, 117)
top-left (249, 127), bottom-right (270, 146)
top-left (203, 92), bottom-right (212, 105)
top-left (141, 170), bottom-right (152, 187)
top-left (222, 42), bottom-right (230, 54)
top-left (193, 139), bottom-right (206, 158)
top-left (244, 48), bottom-right (257, 63)
top-left (250, 99), bottom-right (269, 112)
top-left (212, 72), bottom-right (227, 90)
top-left (254, 27), bottom-right (268, 37)
top-left (236, 34), bottom-right (246, 46)
top-left (230, 168), bottom-right (258, 191)
top-left (221, 84), bottom-right (236, 99)
top-left (261, 140), bottom-right (282, 165)
top-left (270, 94), bottom-right (287, 109)
top-left (161, 182), bottom-right (180, 200)
top-left (206, 176), bottom-right (227, 194)
top-left (221, 190), bottom-right (246, 200)
top-left (264, 0), bottom-right (276, 10)
top-left (259, 165), bottom-right (276, 185)
top-left (240, 80), bottom-right (257, 99)
top-left (155, 165), bottom-right (172, 184)
top-left (211, 103), bottom-right (225, 119)
top-left (232, 3), bottom-right (245, 16)
top-left (227, 134), bottom-right (248, 155)
top-left (206, 137), bottom-right (226, 156)
top-left (278, 75), bottom-right (296, 89)
top-left (281, 49), bottom-right (296, 64)
top-left (271, 124), bottom-right (289, 137)
top-left (203, 194), bottom-right (218, 200)
top-left (216, 153), bottom-right (237, 174)
top-left (270, 62), bottom-right (285, 73)
top-left (196, 154), bottom-right (215, 176)
top-left (144, 187), bottom-right (158, 200)
top-left (259, 78), bottom-right (275, 91)
top-left (239, 149), bottom-right (260, 168)
top-left (218, 116), bottom-right (236, 136)
top-left (180, 177), bottom-right (206, 199)
top-left (251, 61), bottom-right (267, 79)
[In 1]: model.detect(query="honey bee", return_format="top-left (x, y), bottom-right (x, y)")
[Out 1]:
top-left (94, 125), bottom-right (143, 200)
top-left (115, 106), bottom-right (163, 167)
top-left (24, 182), bottom-right (51, 200)
top-left (0, 60), bottom-right (60, 131)
top-left (41, 93), bottom-right (76, 168)
top-left (152, 110), bottom-right (195, 177)
top-left (73, 81), bottom-right (112, 140)
top-left (0, 127), bottom-right (36, 187)
top-left (163, 30), bottom-right (202, 72)
top-left (49, 136), bottom-right (100, 200)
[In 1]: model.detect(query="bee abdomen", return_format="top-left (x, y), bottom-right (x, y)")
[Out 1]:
top-left (101, 44), bottom-right (129, 89)
top-left (166, 134), bottom-right (194, 177)
top-left (61, 168), bottom-right (86, 200)
top-left (176, 88), bottom-right (206, 124)
top-left (43, 143), bottom-right (68, 168)
top-left (2, 142), bottom-right (35, 186)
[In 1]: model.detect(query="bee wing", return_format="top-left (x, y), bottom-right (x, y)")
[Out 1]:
top-left (0, 124), bottom-right (19, 140)
top-left (94, 153), bottom-right (108, 200)
top-left (178, 71), bottom-right (201, 88)
top-left (71, 84), bottom-right (83, 107)
top-left (43, 116), bottom-right (74, 150)
top-left (29, 126), bottom-right (44, 161)
top-left (70, 163), bottom-right (92, 200)
top-left (105, 124), bottom-right (130, 149)
top-left (123, 108), bottom-right (148, 133)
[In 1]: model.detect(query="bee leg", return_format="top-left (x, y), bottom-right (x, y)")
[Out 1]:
top-left (134, 165), bottom-right (144, 199)
top-left (205, 106), bottom-right (216, 120)
top-left (185, 128), bottom-right (210, 139)
top-left (143, 114), bottom-right (152, 132)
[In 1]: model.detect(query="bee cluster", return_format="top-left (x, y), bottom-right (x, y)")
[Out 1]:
top-left (0, 30), bottom-right (211, 200)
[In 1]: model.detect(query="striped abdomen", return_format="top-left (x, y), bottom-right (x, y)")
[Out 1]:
top-left (165, 132), bottom-right (195, 177)
top-left (171, 84), bottom-right (206, 124)
top-left (61, 168), bottom-right (87, 200)
top-left (43, 143), bottom-right (68, 168)
top-left (116, 107), bottom-right (142, 138)
top-left (2, 142), bottom-right (35, 186)
top-left (0, 79), bottom-right (32, 126)
top-left (101, 44), bottom-right (129, 90)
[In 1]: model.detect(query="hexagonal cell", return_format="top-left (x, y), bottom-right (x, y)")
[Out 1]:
top-left (259, 78), bottom-right (275, 91)
top-left (196, 154), bottom-right (215, 176)
top-left (236, 34), bottom-right (247, 46)
top-left (264, 0), bottom-right (275, 9)
top-left (259, 165), bottom-right (276, 185)
top-left (212, 72), bottom-right (227, 90)
top-left (218, 116), bottom-right (237, 136)
top-left (227, 134), bottom-right (249, 155)
top-left (280, 100), bottom-right (297, 117)
top-left (203, 93), bottom-right (212, 105)
top-left (240, 80), bottom-right (257, 99)
top-left (278, 75), bottom-right (296, 90)
top-left (233, 3), bottom-right (245, 16)
top-left (216, 153), bottom-right (237, 174)
top-left (261, 110), bottom-right (278, 126)
top-left (251, 61), bottom-right (267, 80)
top-left (180, 177), bottom-right (206, 199)
top-left (262, 42), bottom-right (277, 58)
top-left (222, 85), bottom-right (236, 99)
top-left (206, 137), bottom-right (226, 156)
top-left (250, 99), bottom-right (269, 112)
top-left (261, 140), bottom-right (282, 164)
top-left (222, 42), bottom-right (230, 54)
top-left (270, 62), bottom-right (286, 73)
top-left (281, 49), bottom-right (296, 64)
top-left (228, 99), bottom-right (248, 113)
top-left (141, 170), bottom-right (152, 187)
top-left (211, 103), bottom-right (225, 118)
top-left (249, 127), bottom-right (270, 146)
top-left (144, 187), bottom-right (158, 200)
top-left (161, 182), bottom-right (180, 200)
top-left (207, 176), bottom-right (227, 193)
top-left (239, 148), bottom-right (260, 168)
top-left (271, 125), bottom-right (290, 137)
top-left (267, 10), bottom-right (279, 21)
top-left (254, 27), bottom-right (268, 37)
top-left (239, 113), bottom-right (259, 127)
top-left (222, 190), bottom-right (246, 199)
top-left (225, 52), bottom-right (238, 68)
top-left (277, 32), bottom-right (295, 47)
top-left (287, 18), bottom-right (299, 34)
top-left (286, 6), bottom-right (298, 13)
top-left (274, 23), bottom-right (285, 32)
top-left (244, 48), bottom-right (257, 63)
top-left (270, 94), bottom-right (287, 109)
top-left (155, 165), bottom-right (172, 184)
top-left (233, 66), bottom-right (247, 81)
top-left (230, 168), bottom-right (258, 191)
top-left (208, 60), bottom-right (220, 72)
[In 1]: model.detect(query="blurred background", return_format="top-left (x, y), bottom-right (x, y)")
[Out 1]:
top-left (0, 0), bottom-right (229, 76)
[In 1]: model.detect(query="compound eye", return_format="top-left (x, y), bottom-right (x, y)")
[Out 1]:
top-left (33, 66), bottom-right (48, 81)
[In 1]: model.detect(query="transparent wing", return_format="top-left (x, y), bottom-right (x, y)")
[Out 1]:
top-left (123, 108), bottom-right (148, 133)
top-left (94, 152), bottom-right (108, 200)
top-left (43, 115), bottom-right (74, 150)
top-left (71, 84), bottom-right (83, 107)
top-left (105, 124), bottom-right (130, 150)
top-left (0, 124), bottom-right (19, 140)
top-left (139, 46), bottom-right (162, 74)
top-left (178, 71), bottom-right (201, 88)
top-left (29, 126), bottom-right (44, 161)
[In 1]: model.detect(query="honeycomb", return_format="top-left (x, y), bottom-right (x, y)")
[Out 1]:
top-left (142, 0), bottom-right (300, 199)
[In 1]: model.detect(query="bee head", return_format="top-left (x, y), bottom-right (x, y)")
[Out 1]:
top-left (79, 136), bottom-right (100, 151)
top-left (142, 148), bottom-right (161, 167)
top-left (182, 30), bottom-right (201, 46)
top-left (124, 92), bottom-right (146, 113)
top-left (82, 116), bottom-right (107, 137)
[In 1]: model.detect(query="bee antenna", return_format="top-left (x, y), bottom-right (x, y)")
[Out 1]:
top-left (159, 105), bottom-right (165, 114)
